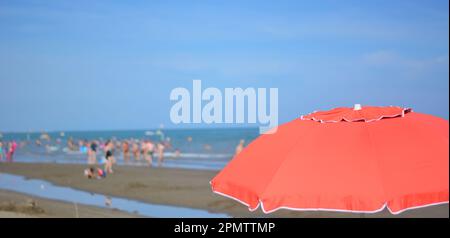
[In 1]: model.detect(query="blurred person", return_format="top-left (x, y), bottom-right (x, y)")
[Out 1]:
top-left (157, 142), bottom-right (165, 167)
top-left (67, 138), bottom-right (76, 151)
top-left (88, 141), bottom-right (98, 164)
top-left (132, 141), bottom-right (140, 161)
top-left (235, 139), bottom-right (245, 156)
top-left (84, 167), bottom-right (106, 179)
top-left (143, 140), bottom-right (155, 167)
top-left (79, 140), bottom-right (88, 153)
top-left (122, 140), bottom-right (130, 164)
top-left (203, 144), bottom-right (212, 151)
top-left (0, 141), bottom-right (3, 161)
top-left (6, 141), bottom-right (17, 162)
top-left (174, 149), bottom-right (181, 159)
top-left (104, 140), bottom-right (114, 174)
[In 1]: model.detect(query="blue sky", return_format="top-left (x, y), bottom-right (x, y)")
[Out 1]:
top-left (0, 0), bottom-right (448, 132)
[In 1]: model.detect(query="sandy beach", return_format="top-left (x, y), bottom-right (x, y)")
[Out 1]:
top-left (0, 163), bottom-right (447, 218)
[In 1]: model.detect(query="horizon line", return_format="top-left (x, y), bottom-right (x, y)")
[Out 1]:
top-left (0, 125), bottom-right (261, 134)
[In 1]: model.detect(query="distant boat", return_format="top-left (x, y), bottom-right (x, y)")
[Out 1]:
top-left (145, 131), bottom-right (154, 136)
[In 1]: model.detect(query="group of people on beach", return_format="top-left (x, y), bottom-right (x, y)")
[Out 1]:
top-left (28, 134), bottom-right (171, 179)
top-left (121, 139), bottom-right (167, 166)
top-left (0, 140), bottom-right (17, 162)
top-left (79, 139), bottom-right (169, 175)
top-left (3, 133), bottom-right (248, 181)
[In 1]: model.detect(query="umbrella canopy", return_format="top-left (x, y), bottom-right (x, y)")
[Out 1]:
top-left (210, 105), bottom-right (449, 214)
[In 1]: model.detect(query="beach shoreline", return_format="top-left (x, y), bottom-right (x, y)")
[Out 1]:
top-left (0, 189), bottom-right (141, 218)
top-left (0, 163), bottom-right (448, 218)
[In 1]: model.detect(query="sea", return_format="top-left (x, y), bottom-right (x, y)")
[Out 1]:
top-left (0, 128), bottom-right (260, 170)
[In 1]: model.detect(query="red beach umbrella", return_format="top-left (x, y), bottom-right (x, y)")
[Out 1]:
top-left (210, 105), bottom-right (449, 214)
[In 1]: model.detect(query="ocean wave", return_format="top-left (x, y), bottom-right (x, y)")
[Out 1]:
top-left (163, 152), bottom-right (232, 159)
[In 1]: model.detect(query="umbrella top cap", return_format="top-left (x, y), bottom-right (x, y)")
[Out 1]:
top-left (301, 106), bottom-right (412, 123)
top-left (353, 104), bottom-right (362, 111)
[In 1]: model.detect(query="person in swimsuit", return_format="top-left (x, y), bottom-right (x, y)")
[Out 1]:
top-left (0, 141), bottom-right (3, 161)
top-left (157, 142), bottom-right (165, 167)
top-left (88, 141), bottom-right (98, 164)
top-left (84, 167), bottom-right (106, 179)
top-left (6, 141), bottom-right (17, 162)
top-left (67, 138), bottom-right (76, 151)
top-left (132, 141), bottom-right (140, 161)
top-left (122, 140), bottom-right (130, 164)
top-left (140, 140), bottom-right (146, 158)
top-left (104, 140), bottom-right (114, 174)
top-left (115, 141), bottom-right (121, 160)
top-left (143, 140), bottom-right (155, 167)
top-left (235, 139), bottom-right (245, 157)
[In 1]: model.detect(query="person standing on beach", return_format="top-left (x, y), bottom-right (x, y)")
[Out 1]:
top-left (104, 140), bottom-right (114, 174)
top-left (122, 140), bottom-right (130, 164)
top-left (88, 141), bottom-right (98, 164)
top-left (157, 142), bottom-right (165, 167)
top-left (78, 140), bottom-right (86, 152)
top-left (111, 140), bottom-right (117, 165)
top-left (115, 141), bottom-right (122, 156)
top-left (87, 143), bottom-right (92, 164)
top-left (142, 140), bottom-right (148, 165)
top-left (0, 141), bottom-right (3, 161)
top-left (143, 140), bottom-right (155, 167)
top-left (4, 142), bottom-right (9, 161)
top-left (174, 149), bottom-right (181, 159)
top-left (6, 141), bottom-right (17, 162)
top-left (67, 138), bottom-right (76, 151)
top-left (132, 141), bottom-right (140, 161)
top-left (140, 140), bottom-right (146, 161)
top-left (235, 139), bottom-right (245, 157)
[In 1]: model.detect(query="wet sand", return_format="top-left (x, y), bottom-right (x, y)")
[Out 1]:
top-left (0, 189), bottom-right (141, 218)
top-left (0, 163), bottom-right (448, 218)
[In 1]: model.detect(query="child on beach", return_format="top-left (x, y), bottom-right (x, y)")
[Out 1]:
top-left (84, 167), bottom-right (107, 179)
